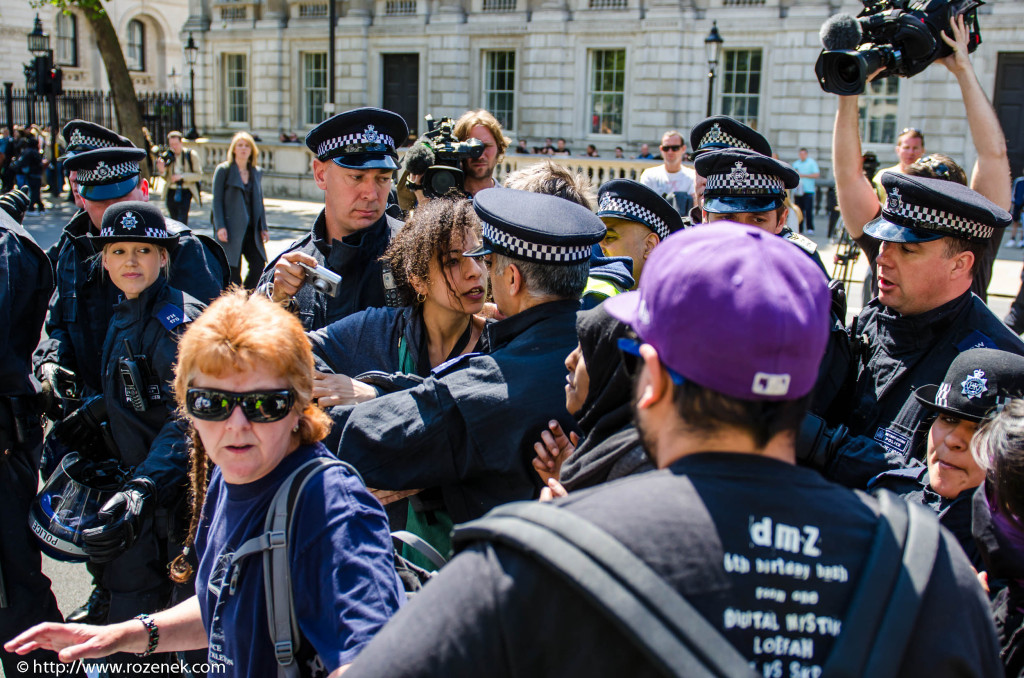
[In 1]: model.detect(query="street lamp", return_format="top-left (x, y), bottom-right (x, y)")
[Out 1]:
top-left (183, 32), bottom-right (199, 140)
top-left (27, 15), bottom-right (62, 197)
top-left (704, 21), bottom-right (724, 118)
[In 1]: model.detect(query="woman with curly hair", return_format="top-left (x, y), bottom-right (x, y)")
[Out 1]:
top-left (7, 290), bottom-right (404, 677)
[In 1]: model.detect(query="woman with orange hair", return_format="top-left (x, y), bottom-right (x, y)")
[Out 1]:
top-left (7, 290), bottom-right (404, 677)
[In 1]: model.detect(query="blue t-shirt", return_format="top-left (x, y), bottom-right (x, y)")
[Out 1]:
top-left (195, 443), bottom-right (404, 676)
top-left (792, 157), bottom-right (820, 196)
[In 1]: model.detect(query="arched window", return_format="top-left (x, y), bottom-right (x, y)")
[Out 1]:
top-left (127, 19), bottom-right (145, 71)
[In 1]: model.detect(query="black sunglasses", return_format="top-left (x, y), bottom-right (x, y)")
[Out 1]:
top-left (660, 144), bottom-right (683, 152)
top-left (186, 388), bottom-right (295, 423)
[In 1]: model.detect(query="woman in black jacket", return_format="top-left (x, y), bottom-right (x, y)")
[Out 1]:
top-left (212, 131), bottom-right (268, 288)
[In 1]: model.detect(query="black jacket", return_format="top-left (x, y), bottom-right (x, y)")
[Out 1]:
top-left (258, 210), bottom-right (403, 332)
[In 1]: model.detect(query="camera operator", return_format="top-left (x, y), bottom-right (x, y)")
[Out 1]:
top-left (832, 15), bottom-right (1012, 301)
top-left (154, 131), bottom-right (203, 225)
top-left (259, 107), bottom-right (408, 331)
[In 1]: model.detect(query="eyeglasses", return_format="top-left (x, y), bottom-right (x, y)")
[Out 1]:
top-left (660, 144), bottom-right (683, 152)
top-left (185, 388), bottom-right (295, 423)
top-left (616, 337), bottom-right (686, 385)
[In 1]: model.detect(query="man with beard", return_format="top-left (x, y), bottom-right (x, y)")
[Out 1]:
top-left (453, 109), bottom-right (509, 196)
top-left (342, 224), bottom-right (1001, 678)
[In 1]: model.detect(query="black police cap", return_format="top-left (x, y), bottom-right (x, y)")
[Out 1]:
top-left (90, 200), bottom-right (180, 251)
top-left (915, 348), bottom-right (1024, 423)
top-left (64, 147), bottom-right (147, 201)
top-left (597, 179), bottom-right (683, 240)
top-left (305, 107), bottom-right (408, 170)
top-left (61, 120), bottom-right (134, 158)
top-left (689, 116), bottom-right (772, 159)
top-left (866, 172), bottom-right (1012, 244)
top-left (466, 187), bottom-right (606, 265)
top-left (696, 148), bottom-right (799, 214)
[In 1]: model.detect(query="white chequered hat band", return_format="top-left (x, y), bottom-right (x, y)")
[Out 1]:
top-left (598, 195), bottom-right (669, 239)
top-left (76, 160), bottom-right (139, 184)
top-left (317, 132), bottom-right (396, 158)
top-left (699, 127), bottom-right (751, 151)
top-left (480, 220), bottom-right (591, 264)
top-left (886, 196), bottom-right (994, 241)
top-left (100, 226), bottom-right (170, 239)
top-left (67, 129), bottom-right (121, 150)
top-left (705, 172), bottom-right (786, 195)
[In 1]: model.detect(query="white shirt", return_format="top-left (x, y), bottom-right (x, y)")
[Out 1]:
top-left (639, 164), bottom-right (695, 198)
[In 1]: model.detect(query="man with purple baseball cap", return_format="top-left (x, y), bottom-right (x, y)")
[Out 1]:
top-left (341, 222), bottom-right (1000, 678)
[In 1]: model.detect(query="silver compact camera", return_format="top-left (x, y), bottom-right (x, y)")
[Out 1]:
top-left (297, 261), bottom-right (342, 297)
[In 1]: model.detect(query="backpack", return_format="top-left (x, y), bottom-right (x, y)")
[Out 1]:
top-left (452, 490), bottom-right (940, 678)
top-left (228, 457), bottom-right (444, 678)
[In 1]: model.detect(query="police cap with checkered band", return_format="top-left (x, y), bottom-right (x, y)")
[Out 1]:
top-left (60, 120), bottom-right (134, 160)
top-left (89, 200), bottom-right (180, 251)
top-left (865, 172), bottom-right (1012, 244)
top-left (695, 148), bottom-right (799, 214)
top-left (464, 187), bottom-right (606, 265)
top-left (64, 147), bottom-right (147, 201)
top-left (597, 179), bottom-right (683, 240)
top-left (305, 107), bottom-right (409, 171)
top-left (914, 348), bottom-right (1024, 423)
top-left (689, 116), bottom-right (773, 159)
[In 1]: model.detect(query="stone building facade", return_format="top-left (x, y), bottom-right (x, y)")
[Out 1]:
top-left (0, 1), bottom-right (189, 95)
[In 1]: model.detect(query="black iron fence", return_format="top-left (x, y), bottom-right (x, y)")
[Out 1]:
top-left (2, 87), bottom-right (192, 143)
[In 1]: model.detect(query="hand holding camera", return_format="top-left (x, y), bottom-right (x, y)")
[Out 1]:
top-left (270, 251), bottom-right (342, 303)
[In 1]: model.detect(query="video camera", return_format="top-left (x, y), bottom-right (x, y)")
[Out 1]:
top-left (814, 0), bottom-right (983, 95)
top-left (151, 145), bottom-right (176, 167)
top-left (404, 115), bottom-right (485, 199)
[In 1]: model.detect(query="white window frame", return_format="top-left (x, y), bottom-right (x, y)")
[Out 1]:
top-left (587, 48), bottom-right (627, 136)
top-left (126, 20), bottom-right (145, 72)
top-left (224, 53), bottom-right (249, 124)
top-left (482, 50), bottom-right (516, 132)
top-left (859, 77), bottom-right (900, 145)
top-left (302, 52), bottom-right (329, 126)
top-left (56, 12), bottom-right (77, 67)
top-left (719, 48), bottom-right (763, 129)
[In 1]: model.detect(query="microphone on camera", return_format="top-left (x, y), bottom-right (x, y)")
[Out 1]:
top-left (404, 142), bottom-right (435, 176)
top-left (820, 14), bottom-right (862, 50)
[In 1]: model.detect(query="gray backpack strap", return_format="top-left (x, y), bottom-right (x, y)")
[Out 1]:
top-left (231, 456), bottom-right (359, 678)
top-left (453, 501), bottom-right (759, 678)
top-left (391, 530), bottom-right (447, 570)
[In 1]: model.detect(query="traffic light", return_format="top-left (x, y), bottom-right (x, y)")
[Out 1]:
top-left (34, 57), bottom-right (50, 94)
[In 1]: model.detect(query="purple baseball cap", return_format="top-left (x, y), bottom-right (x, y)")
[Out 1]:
top-left (604, 223), bottom-right (831, 401)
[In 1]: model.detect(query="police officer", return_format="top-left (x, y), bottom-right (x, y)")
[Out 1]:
top-left (869, 348), bottom-right (1024, 566)
top-left (342, 223), bottom-right (1002, 678)
top-left (696, 148), bottom-right (826, 274)
top-left (808, 173), bottom-right (1024, 488)
top-left (688, 115), bottom-right (774, 224)
top-left (260, 107), bottom-right (408, 331)
top-left (327, 188), bottom-right (605, 526)
top-left (595, 179), bottom-right (683, 288)
top-left (0, 205), bottom-right (69, 677)
top-left (33, 122), bottom-right (228, 399)
top-left (82, 202), bottom-right (202, 640)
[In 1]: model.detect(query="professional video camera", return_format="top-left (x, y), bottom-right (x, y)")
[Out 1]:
top-left (404, 115), bottom-right (485, 199)
top-left (151, 144), bottom-right (176, 167)
top-left (814, 0), bottom-right (983, 95)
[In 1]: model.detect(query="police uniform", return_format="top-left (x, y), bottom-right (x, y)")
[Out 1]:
top-left (256, 108), bottom-right (408, 331)
top-left (823, 174), bottom-right (1023, 489)
top-left (33, 126), bottom-right (228, 396)
top-left (583, 179), bottom-right (682, 303)
top-left (327, 188), bottom-right (605, 525)
top-left (0, 208), bottom-right (67, 677)
top-left (87, 202), bottom-right (203, 625)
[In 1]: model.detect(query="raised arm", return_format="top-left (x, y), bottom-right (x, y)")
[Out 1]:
top-left (940, 14), bottom-right (1011, 210)
top-left (833, 95), bottom-right (882, 238)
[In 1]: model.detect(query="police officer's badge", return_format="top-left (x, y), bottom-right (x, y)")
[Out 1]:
top-left (729, 162), bottom-right (751, 188)
top-left (120, 212), bottom-right (139, 230)
top-left (363, 125), bottom-right (380, 144)
top-left (94, 162), bottom-right (113, 179)
top-left (887, 187), bottom-right (903, 213)
top-left (69, 129), bottom-right (87, 148)
top-left (961, 369), bottom-right (988, 399)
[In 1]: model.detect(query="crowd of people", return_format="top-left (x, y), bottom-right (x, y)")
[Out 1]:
top-left (2, 13), bottom-right (1024, 678)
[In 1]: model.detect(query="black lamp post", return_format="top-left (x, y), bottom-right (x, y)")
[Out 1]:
top-left (704, 21), bottom-right (724, 118)
top-left (184, 32), bottom-right (199, 140)
top-left (27, 15), bottom-right (61, 196)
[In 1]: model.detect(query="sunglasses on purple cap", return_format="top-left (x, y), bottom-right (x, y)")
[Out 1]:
top-left (617, 337), bottom-right (685, 385)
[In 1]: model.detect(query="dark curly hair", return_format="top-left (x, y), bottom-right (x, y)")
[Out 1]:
top-left (382, 198), bottom-right (482, 307)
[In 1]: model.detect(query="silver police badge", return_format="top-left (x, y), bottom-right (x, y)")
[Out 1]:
top-left (887, 187), bottom-right (903, 213)
top-left (960, 369), bottom-right (988, 399)
top-left (120, 212), bottom-right (139, 231)
top-left (729, 161), bottom-right (751, 187)
top-left (363, 125), bottom-right (380, 144)
top-left (69, 129), bottom-right (87, 147)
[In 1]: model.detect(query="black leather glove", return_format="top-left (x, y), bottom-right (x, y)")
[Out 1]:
top-left (795, 413), bottom-right (849, 473)
top-left (52, 395), bottom-right (109, 459)
top-left (39, 363), bottom-right (80, 421)
top-left (0, 188), bottom-right (30, 224)
top-left (82, 477), bottom-right (156, 563)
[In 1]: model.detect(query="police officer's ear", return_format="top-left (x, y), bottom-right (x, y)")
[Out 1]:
top-left (504, 261), bottom-right (524, 298)
top-left (643, 232), bottom-right (660, 260)
top-left (312, 159), bottom-right (329, 190)
top-left (948, 247), bottom-right (975, 281)
top-left (137, 178), bottom-right (150, 200)
top-left (634, 343), bottom-right (672, 412)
